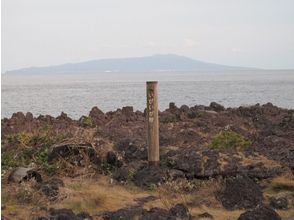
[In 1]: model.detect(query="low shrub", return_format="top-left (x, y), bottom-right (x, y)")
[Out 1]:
top-left (210, 131), bottom-right (251, 149)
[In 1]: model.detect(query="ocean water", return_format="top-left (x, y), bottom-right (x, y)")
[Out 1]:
top-left (2, 70), bottom-right (294, 119)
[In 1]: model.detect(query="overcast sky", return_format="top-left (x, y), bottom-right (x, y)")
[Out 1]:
top-left (2, 0), bottom-right (294, 72)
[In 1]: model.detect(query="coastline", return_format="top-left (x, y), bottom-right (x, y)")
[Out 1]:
top-left (1, 102), bottom-right (294, 219)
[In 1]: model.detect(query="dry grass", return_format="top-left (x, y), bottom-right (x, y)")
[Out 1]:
top-left (240, 152), bottom-right (282, 168)
top-left (2, 173), bottom-right (294, 220)
top-left (1, 175), bottom-right (150, 219)
top-left (218, 153), bottom-right (229, 171)
top-left (261, 172), bottom-right (294, 219)
top-left (263, 172), bottom-right (294, 196)
top-left (270, 173), bottom-right (294, 191)
top-left (54, 175), bottom-right (150, 214)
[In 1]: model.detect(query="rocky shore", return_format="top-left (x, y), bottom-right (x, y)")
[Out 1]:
top-left (1, 102), bottom-right (294, 219)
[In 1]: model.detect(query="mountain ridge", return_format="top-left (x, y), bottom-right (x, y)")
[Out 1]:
top-left (5, 54), bottom-right (255, 75)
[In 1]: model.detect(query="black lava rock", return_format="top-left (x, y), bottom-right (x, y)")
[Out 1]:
top-left (237, 205), bottom-right (281, 220)
top-left (269, 197), bottom-right (288, 210)
top-left (218, 175), bottom-right (263, 209)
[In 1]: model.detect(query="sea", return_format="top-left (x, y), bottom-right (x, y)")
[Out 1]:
top-left (2, 70), bottom-right (294, 119)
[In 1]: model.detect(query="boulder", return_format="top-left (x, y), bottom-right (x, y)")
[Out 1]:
top-left (56, 112), bottom-right (72, 122)
top-left (48, 144), bottom-right (99, 167)
top-left (25, 112), bottom-right (34, 121)
top-left (169, 203), bottom-right (191, 219)
top-left (172, 150), bottom-right (203, 179)
top-left (180, 105), bottom-right (190, 113)
top-left (106, 151), bottom-right (122, 167)
top-left (160, 111), bottom-right (178, 123)
top-left (140, 207), bottom-right (170, 220)
top-left (209, 102), bottom-right (225, 112)
top-left (103, 207), bottom-right (144, 220)
top-left (237, 205), bottom-right (281, 220)
top-left (39, 178), bottom-right (64, 201)
top-left (115, 139), bottom-right (147, 161)
top-left (89, 106), bottom-right (104, 118)
top-left (49, 208), bottom-right (79, 220)
top-left (269, 197), bottom-right (288, 210)
top-left (169, 102), bottom-right (177, 111)
top-left (218, 175), bottom-right (263, 209)
top-left (48, 208), bottom-right (93, 220)
top-left (76, 211), bottom-right (93, 220)
top-left (103, 204), bottom-right (192, 220)
top-left (8, 167), bottom-right (42, 183)
top-left (122, 106), bottom-right (134, 115)
top-left (133, 165), bottom-right (166, 187)
top-left (89, 106), bottom-right (107, 125)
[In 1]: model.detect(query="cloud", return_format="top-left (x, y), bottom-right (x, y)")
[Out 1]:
top-left (184, 38), bottom-right (200, 48)
top-left (146, 41), bottom-right (156, 47)
top-left (231, 47), bottom-right (243, 53)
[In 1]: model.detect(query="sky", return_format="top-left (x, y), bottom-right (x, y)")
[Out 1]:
top-left (2, 0), bottom-right (294, 72)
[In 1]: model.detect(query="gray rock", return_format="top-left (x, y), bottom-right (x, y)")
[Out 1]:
top-left (8, 167), bottom-right (42, 183)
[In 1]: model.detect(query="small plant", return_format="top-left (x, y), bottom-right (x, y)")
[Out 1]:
top-left (34, 147), bottom-right (58, 175)
top-left (163, 114), bottom-right (178, 123)
top-left (17, 132), bottom-right (33, 147)
top-left (210, 131), bottom-right (251, 149)
top-left (101, 161), bottom-right (113, 174)
top-left (80, 116), bottom-right (94, 127)
top-left (127, 170), bottom-right (135, 181)
top-left (2, 150), bottom-right (18, 171)
top-left (147, 183), bottom-right (157, 191)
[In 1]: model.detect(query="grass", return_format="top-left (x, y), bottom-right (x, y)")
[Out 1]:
top-left (80, 116), bottom-right (94, 127)
top-left (2, 129), bottom-right (67, 175)
top-left (60, 176), bottom-right (150, 213)
top-left (264, 173), bottom-right (294, 195)
top-left (210, 131), bottom-right (251, 149)
top-left (2, 173), bottom-right (294, 220)
top-left (1, 150), bottom-right (18, 171)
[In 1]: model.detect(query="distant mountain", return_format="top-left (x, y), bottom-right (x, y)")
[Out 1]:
top-left (5, 54), bottom-right (253, 75)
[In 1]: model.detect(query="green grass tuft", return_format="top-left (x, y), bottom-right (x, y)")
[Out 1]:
top-left (210, 131), bottom-right (251, 149)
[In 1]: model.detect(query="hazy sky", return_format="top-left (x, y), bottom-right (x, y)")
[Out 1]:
top-left (2, 0), bottom-right (294, 72)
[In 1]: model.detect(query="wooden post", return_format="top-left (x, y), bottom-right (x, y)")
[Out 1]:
top-left (146, 81), bottom-right (159, 166)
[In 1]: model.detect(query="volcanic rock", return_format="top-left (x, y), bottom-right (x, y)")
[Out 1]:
top-left (218, 175), bottom-right (263, 209)
top-left (89, 106), bottom-right (107, 125)
top-left (103, 204), bottom-right (192, 220)
top-left (209, 102), bottom-right (225, 112)
top-left (106, 151), bottom-right (122, 167)
top-left (103, 207), bottom-right (144, 220)
top-left (115, 139), bottom-right (147, 161)
top-left (269, 197), bottom-right (288, 210)
top-left (133, 165), bottom-right (166, 187)
top-left (169, 203), bottom-right (191, 219)
top-left (237, 205), bottom-right (281, 220)
top-left (39, 178), bottom-right (64, 201)
top-left (48, 143), bottom-right (99, 167)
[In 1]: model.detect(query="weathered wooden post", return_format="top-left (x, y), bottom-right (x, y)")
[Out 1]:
top-left (146, 81), bottom-right (159, 166)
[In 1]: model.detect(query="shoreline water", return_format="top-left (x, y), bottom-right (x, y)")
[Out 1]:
top-left (2, 70), bottom-right (294, 119)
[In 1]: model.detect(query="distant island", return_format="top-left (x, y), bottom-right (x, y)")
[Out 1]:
top-left (5, 54), bottom-right (254, 75)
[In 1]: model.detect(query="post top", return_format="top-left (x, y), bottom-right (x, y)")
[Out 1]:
top-left (146, 81), bottom-right (158, 84)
